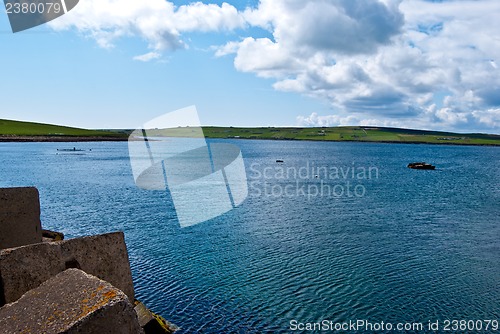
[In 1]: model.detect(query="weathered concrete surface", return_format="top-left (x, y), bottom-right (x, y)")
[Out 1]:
top-left (135, 301), bottom-right (179, 334)
top-left (60, 232), bottom-right (135, 302)
top-left (0, 242), bottom-right (64, 306)
top-left (0, 232), bottom-right (135, 306)
top-left (43, 229), bottom-right (65, 241)
top-left (0, 269), bottom-right (144, 334)
top-left (0, 187), bottom-right (42, 249)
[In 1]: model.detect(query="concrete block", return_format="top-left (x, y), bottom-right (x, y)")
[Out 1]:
top-left (0, 268), bottom-right (144, 334)
top-left (0, 242), bottom-right (64, 306)
top-left (0, 232), bottom-right (135, 306)
top-left (0, 187), bottom-right (42, 249)
top-left (43, 229), bottom-right (65, 241)
top-left (60, 232), bottom-right (135, 303)
top-left (134, 301), bottom-right (179, 334)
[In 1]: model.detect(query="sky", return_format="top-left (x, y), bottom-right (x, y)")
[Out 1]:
top-left (0, 0), bottom-right (499, 133)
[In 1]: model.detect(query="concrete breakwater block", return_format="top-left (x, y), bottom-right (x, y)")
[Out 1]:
top-left (135, 301), bottom-right (179, 334)
top-left (0, 187), bottom-right (42, 249)
top-left (0, 268), bottom-right (144, 334)
top-left (0, 232), bottom-right (135, 306)
top-left (43, 229), bottom-right (65, 241)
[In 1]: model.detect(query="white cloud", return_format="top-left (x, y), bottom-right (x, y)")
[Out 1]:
top-left (174, 2), bottom-right (244, 32)
top-left (49, 0), bottom-right (245, 51)
top-left (297, 112), bottom-right (360, 127)
top-left (133, 51), bottom-right (161, 62)
top-left (472, 109), bottom-right (500, 129)
top-left (220, 37), bottom-right (301, 78)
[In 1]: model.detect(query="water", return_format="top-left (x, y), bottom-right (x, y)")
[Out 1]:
top-left (0, 140), bottom-right (499, 333)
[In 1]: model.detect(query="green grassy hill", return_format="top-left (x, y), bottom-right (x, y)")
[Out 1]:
top-left (202, 126), bottom-right (500, 146)
top-left (0, 119), bottom-right (127, 138)
top-left (1, 119), bottom-right (498, 145)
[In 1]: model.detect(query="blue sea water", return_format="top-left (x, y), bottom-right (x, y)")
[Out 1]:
top-left (0, 140), bottom-right (499, 333)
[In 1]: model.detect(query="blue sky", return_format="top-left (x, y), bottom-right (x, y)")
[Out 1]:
top-left (1, 0), bottom-right (499, 133)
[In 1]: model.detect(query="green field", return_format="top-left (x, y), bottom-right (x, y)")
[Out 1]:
top-left (202, 126), bottom-right (500, 146)
top-left (1, 119), bottom-right (499, 145)
top-left (0, 119), bottom-right (128, 138)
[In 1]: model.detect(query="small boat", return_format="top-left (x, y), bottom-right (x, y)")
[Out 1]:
top-left (407, 162), bottom-right (435, 170)
top-left (276, 159), bottom-right (284, 163)
top-left (57, 147), bottom-right (86, 152)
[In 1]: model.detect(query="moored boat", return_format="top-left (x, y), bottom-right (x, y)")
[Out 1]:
top-left (407, 162), bottom-right (435, 170)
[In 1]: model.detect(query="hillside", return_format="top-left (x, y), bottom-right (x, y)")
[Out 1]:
top-left (0, 119), bottom-right (128, 141)
top-left (1, 119), bottom-right (499, 145)
top-left (202, 126), bottom-right (500, 146)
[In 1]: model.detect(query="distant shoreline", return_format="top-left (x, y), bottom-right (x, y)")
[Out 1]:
top-left (1, 135), bottom-right (498, 147)
top-left (219, 136), bottom-right (500, 147)
top-left (0, 136), bottom-right (128, 142)
top-left (2, 119), bottom-right (499, 146)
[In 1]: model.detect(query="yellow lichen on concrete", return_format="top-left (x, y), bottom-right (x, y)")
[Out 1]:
top-left (78, 287), bottom-right (119, 319)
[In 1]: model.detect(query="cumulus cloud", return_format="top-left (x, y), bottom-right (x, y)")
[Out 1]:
top-left (297, 112), bottom-right (360, 127)
top-left (245, 0), bottom-right (403, 54)
top-left (49, 0), bottom-right (245, 51)
top-left (49, 0), bottom-right (500, 132)
top-left (471, 109), bottom-right (500, 129)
